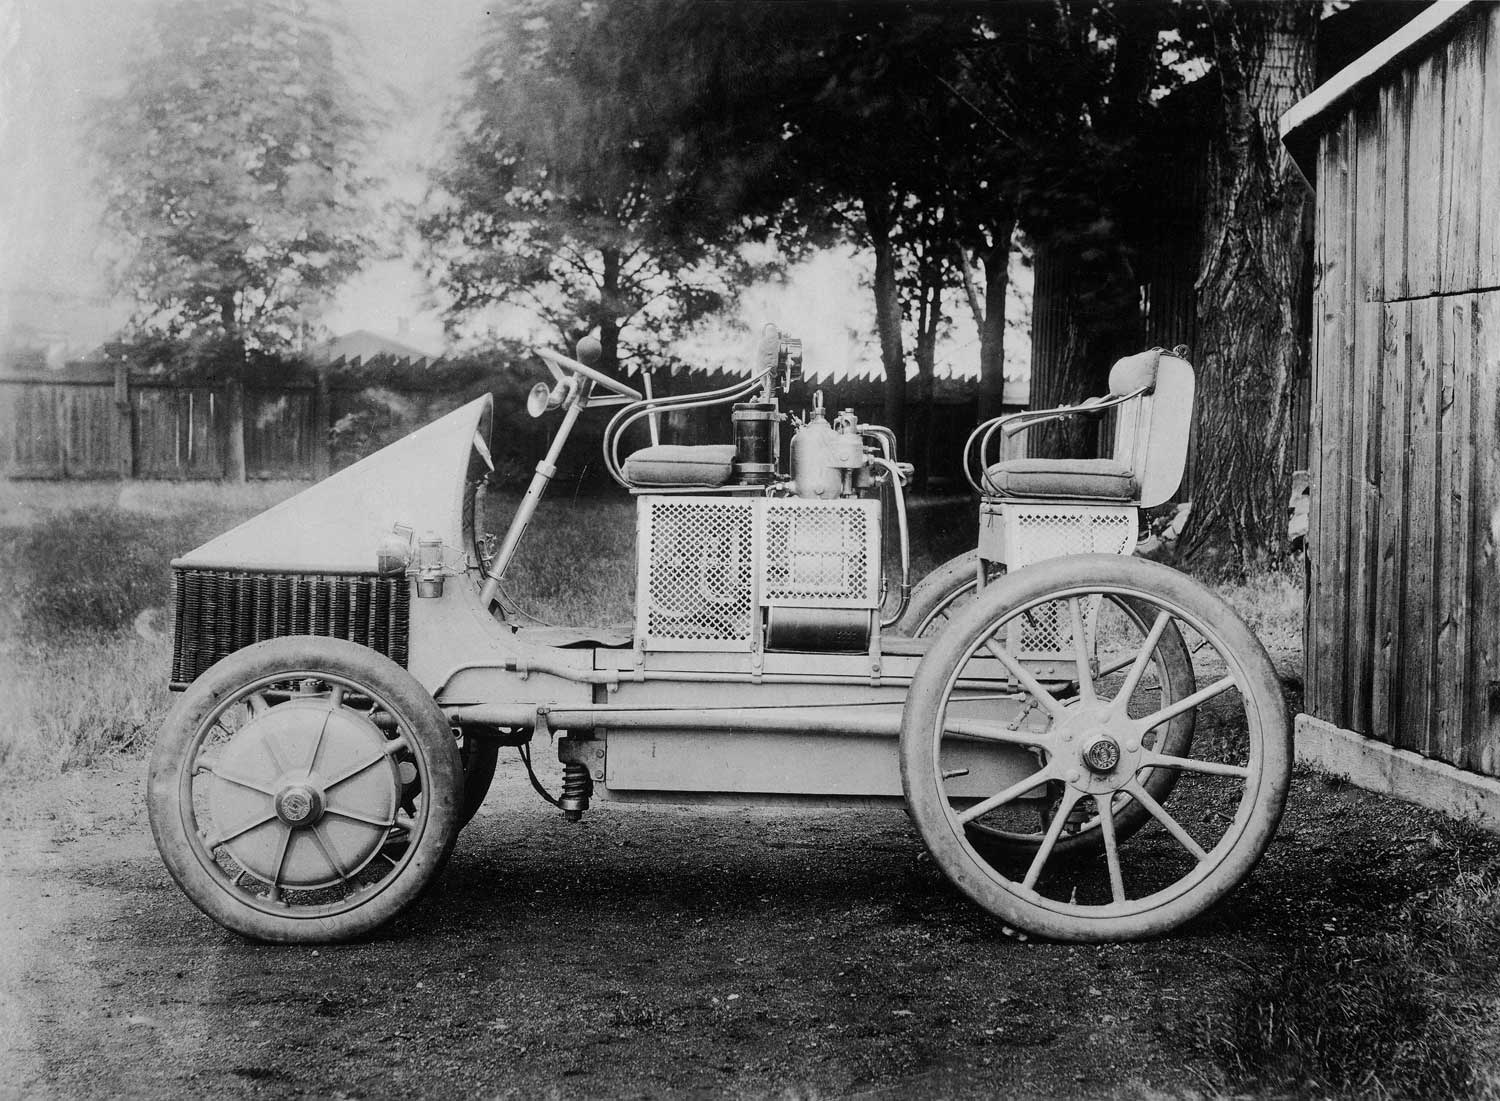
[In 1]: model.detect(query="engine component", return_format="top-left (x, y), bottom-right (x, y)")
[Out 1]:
top-left (790, 392), bottom-right (844, 499)
top-left (731, 402), bottom-right (779, 484)
top-left (765, 607), bottom-right (873, 652)
top-left (416, 532), bottom-right (446, 598)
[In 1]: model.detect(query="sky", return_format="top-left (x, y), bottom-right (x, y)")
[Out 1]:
top-left (0, 0), bottom-right (1028, 385)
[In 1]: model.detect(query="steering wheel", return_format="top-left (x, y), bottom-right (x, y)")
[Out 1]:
top-left (534, 346), bottom-right (643, 401)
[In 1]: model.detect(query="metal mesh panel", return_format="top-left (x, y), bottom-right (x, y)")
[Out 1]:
top-left (638, 499), bottom-right (756, 650)
top-left (999, 505), bottom-right (1135, 657)
top-left (761, 500), bottom-right (879, 607)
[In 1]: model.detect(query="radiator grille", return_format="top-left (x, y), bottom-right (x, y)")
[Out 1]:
top-left (171, 568), bottom-right (410, 686)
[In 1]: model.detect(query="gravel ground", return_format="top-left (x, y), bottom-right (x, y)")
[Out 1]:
top-left (3, 736), bottom-right (1497, 1100)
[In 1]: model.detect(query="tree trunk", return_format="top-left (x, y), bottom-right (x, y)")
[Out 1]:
top-left (864, 192), bottom-right (906, 447)
top-left (219, 291), bottom-right (248, 483)
top-left (1179, 1), bottom-right (1316, 569)
top-left (598, 247), bottom-right (622, 374)
top-left (912, 265), bottom-right (942, 493)
top-left (976, 216), bottom-right (1015, 422)
top-left (1027, 237), bottom-right (1138, 460)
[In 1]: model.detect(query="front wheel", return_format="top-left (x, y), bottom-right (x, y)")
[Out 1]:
top-left (900, 555), bottom-right (1290, 942)
top-left (148, 636), bottom-right (463, 943)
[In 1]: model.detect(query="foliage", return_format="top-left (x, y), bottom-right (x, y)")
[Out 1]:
top-left (423, 0), bottom-right (788, 375)
top-left (92, 0), bottom-right (380, 359)
top-left (1190, 858), bottom-right (1500, 1098)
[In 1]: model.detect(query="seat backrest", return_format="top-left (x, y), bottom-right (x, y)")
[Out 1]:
top-left (1110, 352), bottom-right (1195, 508)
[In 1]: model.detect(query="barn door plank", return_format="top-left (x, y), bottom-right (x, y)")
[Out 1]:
top-left (1371, 302), bottom-right (1411, 748)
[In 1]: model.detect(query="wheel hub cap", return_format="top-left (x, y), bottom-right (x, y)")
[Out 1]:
top-left (274, 784), bottom-right (324, 826)
top-left (1082, 736), bottom-right (1121, 774)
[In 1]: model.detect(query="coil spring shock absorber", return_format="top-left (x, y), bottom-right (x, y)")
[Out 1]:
top-left (560, 761), bottom-right (593, 822)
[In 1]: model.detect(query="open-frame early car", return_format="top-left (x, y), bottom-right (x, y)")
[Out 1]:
top-left (148, 325), bottom-right (1289, 945)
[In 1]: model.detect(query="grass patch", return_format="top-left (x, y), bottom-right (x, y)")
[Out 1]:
top-left (1191, 856), bottom-right (1500, 1099)
top-left (0, 633), bottom-right (171, 779)
top-left (0, 478), bottom-right (305, 775)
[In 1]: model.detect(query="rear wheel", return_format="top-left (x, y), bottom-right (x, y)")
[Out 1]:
top-left (895, 551), bottom-right (992, 638)
top-left (900, 551), bottom-right (1197, 861)
top-left (148, 636), bottom-right (463, 943)
top-left (900, 555), bottom-right (1289, 942)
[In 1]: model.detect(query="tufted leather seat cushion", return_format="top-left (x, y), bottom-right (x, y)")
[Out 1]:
top-left (623, 444), bottom-right (737, 487)
top-left (984, 457), bottom-right (1138, 500)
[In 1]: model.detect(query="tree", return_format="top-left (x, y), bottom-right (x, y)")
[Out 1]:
top-left (423, 0), bottom-right (789, 375)
top-left (1178, 0), bottom-right (1317, 567)
top-left (93, 0), bottom-right (379, 480)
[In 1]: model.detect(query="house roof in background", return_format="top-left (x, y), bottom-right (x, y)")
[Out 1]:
top-left (309, 329), bottom-right (439, 366)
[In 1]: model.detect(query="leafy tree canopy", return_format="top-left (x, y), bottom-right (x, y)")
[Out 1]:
top-left (423, 0), bottom-right (802, 374)
top-left (93, 0), bottom-right (380, 359)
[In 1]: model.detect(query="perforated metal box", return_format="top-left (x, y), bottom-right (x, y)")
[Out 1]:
top-left (636, 497), bottom-right (758, 651)
top-left (977, 502), bottom-right (1137, 663)
top-left (978, 501), bottom-right (1137, 570)
top-left (635, 497), bottom-right (882, 652)
top-left (760, 499), bottom-right (880, 609)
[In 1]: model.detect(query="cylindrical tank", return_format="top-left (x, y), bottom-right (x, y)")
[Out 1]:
top-left (791, 401), bottom-right (843, 500)
top-left (731, 402), bottom-right (778, 484)
top-left (765, 607), bottom-right (873, 652)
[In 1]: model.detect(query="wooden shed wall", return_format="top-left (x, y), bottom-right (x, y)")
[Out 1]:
top-left (1307, 4), bottom-right (1500, 775)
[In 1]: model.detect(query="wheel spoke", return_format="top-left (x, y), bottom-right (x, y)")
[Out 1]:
top-left (955, 766), bottom-right (1054, 825)
top-left (323, 739), bottom-right (403, 790)
top-left (1095, 794), bottom-right (1126, 904)
top-left (200, 764), bottom-right (279, 797)
top-left (206, 810), bottom-right (278, 849)
top-left (1022, 786), bottom-right (1083, 890)
top-left (1123, 779), bottom-right (1208, 862)
top-left (1144, 753), bottom-right (1250, 779)
top-left (260, 729), bottom-right (292, 775)
top-left (1133, 675), bottom-right (1236, 733)
top-left (247, 691), bottom-right (270, 716)
top-left (323, 804), bottom-right (397, 829)
top-left (306, 711), bottom-right (331, 773)
top-left (1067, 598), bottom-right (1095, 703)
top-left (267, 824), bottom-right (294, 901)
top-left (308, 824), bottom-right (354, 883)
top-left (327, 685), bottom-right (345, 710)
top-left (1109, 611), bottom-right (1173, 718)
top-left (979, 637), bottom-right (1066, 719)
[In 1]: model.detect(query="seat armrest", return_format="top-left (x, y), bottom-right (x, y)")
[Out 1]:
top-left (963, 389), bottom-right (1147, 493)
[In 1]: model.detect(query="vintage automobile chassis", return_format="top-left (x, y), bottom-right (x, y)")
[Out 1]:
top-left (152, 351), bottom-right (1289, 947)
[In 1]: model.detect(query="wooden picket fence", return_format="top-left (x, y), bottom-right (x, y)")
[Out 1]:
top-left (0, 359), bottom-right (454, 481)
top-left (0, 357), bottom-right (1016, 486)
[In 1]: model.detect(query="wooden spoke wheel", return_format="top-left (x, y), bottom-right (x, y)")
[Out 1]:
top-left (148, 637), bottom-right (463, 943)
top-left (900, 555), bottom-right (1290, 942)
top-left (898, 552), bottom-right (1198, 862)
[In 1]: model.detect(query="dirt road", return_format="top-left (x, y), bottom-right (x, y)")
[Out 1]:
top-left (1, 748), bottom-right (1493, 1100)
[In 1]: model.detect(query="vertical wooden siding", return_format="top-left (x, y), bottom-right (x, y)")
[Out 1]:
top-left (1307, 4), bottom-right (1500, 775)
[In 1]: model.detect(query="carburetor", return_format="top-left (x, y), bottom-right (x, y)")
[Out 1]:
top-left (789, 392), bottom-right (876, 500)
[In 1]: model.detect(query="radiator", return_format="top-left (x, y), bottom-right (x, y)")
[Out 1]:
top-left (170, 568), bottom-right (410, 687)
